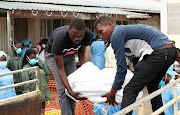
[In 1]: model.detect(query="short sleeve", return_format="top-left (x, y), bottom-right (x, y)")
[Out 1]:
top-left (51, 34), bottom-right (65, 56)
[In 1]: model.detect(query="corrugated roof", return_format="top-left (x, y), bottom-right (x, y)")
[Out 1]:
top-left (6, 0), bottom-right (160, 12)
top-left (0, 1), bottom-right (149, 16)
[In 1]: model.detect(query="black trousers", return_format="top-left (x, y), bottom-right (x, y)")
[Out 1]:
top-left (121, 47), bottom-right (177, 115)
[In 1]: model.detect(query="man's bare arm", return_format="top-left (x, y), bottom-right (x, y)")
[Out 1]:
top-left (78, 45), bottom-right (86, 65)
top-left (54, 54), bottom-right (86, 100)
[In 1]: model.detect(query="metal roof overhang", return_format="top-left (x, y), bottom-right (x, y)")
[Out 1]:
top-left (6, 0), bottom-right (160, 13)
top-left (0, 1), bottom-right (150, 17)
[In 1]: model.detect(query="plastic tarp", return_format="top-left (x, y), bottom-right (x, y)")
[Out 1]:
top-left (66, 62), bottom-right (143, 105)
top-left (93, 103), bottom-right (136, 115)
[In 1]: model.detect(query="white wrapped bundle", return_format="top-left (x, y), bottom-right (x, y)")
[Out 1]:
top-left (66, 62), bottom-right (143, 106)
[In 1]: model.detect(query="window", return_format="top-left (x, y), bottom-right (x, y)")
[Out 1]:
top-left (40, 19), bottom-right (61, 38)
top-left (47, 20), bottom-right (53, 37)
top-left (116, 21), bottom-right (128, 25)
top-left (40, 19), bottom-right (46, 38)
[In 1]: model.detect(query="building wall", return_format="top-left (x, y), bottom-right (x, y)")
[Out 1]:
top-left (28, 18), bottom-right (41, 46)
top-left (167, 0), bottom-right (180, 48)
top-left (14, 18), bottom-right (41, 47)
top-left (63, 19), bottom-right (70, 25)
top-left (138, 14), bottom-right (160, 30)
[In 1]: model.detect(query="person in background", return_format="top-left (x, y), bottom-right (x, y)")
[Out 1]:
top-left (21, 38), bottom-right (32, 61)
top-left (45, 18), bottom-right (92, 115)
top-left (105, 44), bottom-right (134, 72)
top-left (6, 40), bottom-right (22, 95)
top-left (105, 44), bottom-right (117, 69)
top-left (32, 46), bottom-right (51, 83)
top-left (160, 65), bottom-right (180, 115)
top-left (0, 51), bottom-right (16, 100)
top-left (32, 46), bottom-right (51, 112)
top-left (37, 38), bottom-right (48, 61)
top-left (173, 61), bottom-right (180, 74)
top-left (91, 32), bottom-right (106, 70)
top-left (21, 49), bottom-right (51, 111)
top-left (32, 46), bottom-right (51, 100)
top-left (173, 48), bottom-right (180, 76)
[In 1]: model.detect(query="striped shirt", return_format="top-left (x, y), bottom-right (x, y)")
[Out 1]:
top-left (46, 26), bottom-right (92, 56)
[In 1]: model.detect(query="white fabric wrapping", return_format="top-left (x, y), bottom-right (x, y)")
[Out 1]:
top-left (66, 62), bottom-right (143, 106)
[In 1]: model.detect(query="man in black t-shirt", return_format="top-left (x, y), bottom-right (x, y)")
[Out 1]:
top-left (45, 18), bottom-right (92, 115)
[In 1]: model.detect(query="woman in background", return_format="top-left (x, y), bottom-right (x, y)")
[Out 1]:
top-left (21, 49), bottom-right (51, 111)
top-left (90, 32), bottom-right (106, 70)
top-left (21, 38), bottom-right (32, 61)
top-left (0, 51), bottom-right (16, 100)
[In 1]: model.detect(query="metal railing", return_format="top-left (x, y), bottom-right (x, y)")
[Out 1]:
top-left (0, 66), bottom-right (39, 92)
top-left (114, 78), bottom-right (180, 115)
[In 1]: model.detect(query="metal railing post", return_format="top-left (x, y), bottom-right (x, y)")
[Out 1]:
top-left (138, 103), bottom-right (144, 115)
top-left (0, 66), bottom-right (39, 91)
top-left (114, 78), bottom-right (180, 115)
top-left (173, 84), bottom-right (178, 115)
top-left (36, 68), bottom-right (39, 91)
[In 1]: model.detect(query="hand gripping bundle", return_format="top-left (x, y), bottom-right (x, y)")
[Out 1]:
top-left (66, 62), bottom-right (143, 106)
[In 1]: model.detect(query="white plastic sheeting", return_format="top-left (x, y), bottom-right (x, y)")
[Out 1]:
top-left (66, 62), bottom-right (143, 105)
